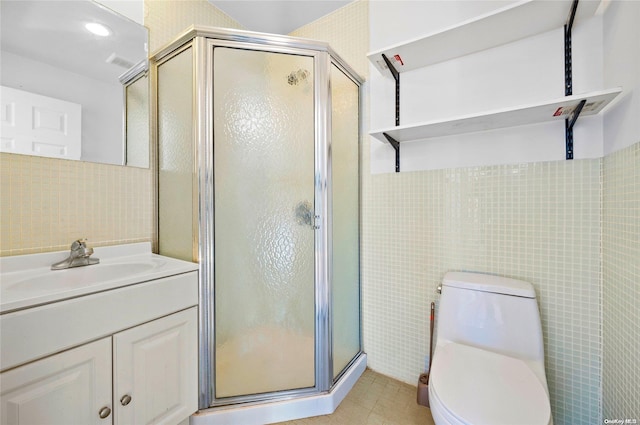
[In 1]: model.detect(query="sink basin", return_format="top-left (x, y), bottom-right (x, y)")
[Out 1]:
top-left (0, 243), bottom-right (198, 313)
top-left (4, 260), bottom-right (166, 293)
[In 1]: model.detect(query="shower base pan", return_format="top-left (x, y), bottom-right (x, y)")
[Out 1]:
top-left (191, 353), bottom-right (367, 425)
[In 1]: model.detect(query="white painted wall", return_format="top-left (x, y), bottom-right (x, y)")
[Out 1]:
top-left (369, 0), bottom-right (605, 173)
top-left (1, 51), bottom-right (124, 164)
top-left (602, 0), bottom-right (640, 154)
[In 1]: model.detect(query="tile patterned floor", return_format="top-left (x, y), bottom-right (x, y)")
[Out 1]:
top-left (277, 369), bottom-right (436, 425)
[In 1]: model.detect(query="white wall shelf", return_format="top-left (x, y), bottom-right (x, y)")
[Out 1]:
top-left (367, 0), bottom-right (618, 172)
top-left (370, 88), bottom-right (621, 143)
top-left (367, 0), bottom-right (599, 75)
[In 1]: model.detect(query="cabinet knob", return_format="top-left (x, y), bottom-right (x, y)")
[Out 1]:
top-left (120, 394), bottom-right (132, 406)
top-left (98, 406), bottom-right (111, 419)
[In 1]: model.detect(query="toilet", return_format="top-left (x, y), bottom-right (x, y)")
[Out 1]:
top-left (428, 271), bottom-right (552, 425)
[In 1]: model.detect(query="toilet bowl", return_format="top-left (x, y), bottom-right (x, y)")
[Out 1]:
top-left (429, 272), bottom-right (552, 425)
top-left (429, 342), bottom-right (551, 425)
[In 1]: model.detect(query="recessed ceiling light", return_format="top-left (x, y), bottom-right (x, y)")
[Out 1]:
top-left (85, 22), bottom-right (111, 37)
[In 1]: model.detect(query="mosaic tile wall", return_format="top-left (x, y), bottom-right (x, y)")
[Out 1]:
top-left (144, 0), bottom-right (244, 53)
top-left (361, 160), bottom-right (603, 424)
top-left (292, 2), bottom-right (604, 423)
top-left (0, 153), bottom-right (153, 256)
top-left (603, 141), bottom-right (640, 419)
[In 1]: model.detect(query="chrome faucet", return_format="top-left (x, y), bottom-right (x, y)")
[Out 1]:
top-left (51, 239), bottom-right (100, 270)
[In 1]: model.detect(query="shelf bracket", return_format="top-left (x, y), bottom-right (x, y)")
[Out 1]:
top-left (382, 54), bottom-right (400, 126)
top-left (564, 0), bottom-right (579, 96)
top-left (383, 133), bottom-right (400, 173)
top-left (565, 99), bottom-right (586, 160)
top-left (563, 0), bottom-right (580, 159)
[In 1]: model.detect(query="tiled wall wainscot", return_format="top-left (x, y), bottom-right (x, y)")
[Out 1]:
top-left (361, 159), bottom-right (602, 424)
top-left (0, 153), bottom-right (153, 256)
top-left (603, 141), bottom-right (640, 419)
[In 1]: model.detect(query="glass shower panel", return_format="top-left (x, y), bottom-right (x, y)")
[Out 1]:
top-left (157, 48), bottom-right (195, 262)
top-left (330, 64), bottom-right (360, 380)
top-left (125, 74), bottom-right (149, 168)
top-left (213, 47), bottom-right (316, 398)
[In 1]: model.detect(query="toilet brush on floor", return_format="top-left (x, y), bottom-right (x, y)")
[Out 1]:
top-left (417, 302), bottom-right (435, 407)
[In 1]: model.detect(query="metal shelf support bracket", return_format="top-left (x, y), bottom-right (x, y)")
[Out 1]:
top-left (565, 99), bottom-right (586, 160)
top-left (564, 0), bottom-right (579, 159)
top-left (564, 0), bottom-right (579, 96)
top-left (382, 54), bottom-right (400, 127)
top-left (382, 54), bottom-right (401, 172)
top-left (383, 133), bottom-right (400, 173)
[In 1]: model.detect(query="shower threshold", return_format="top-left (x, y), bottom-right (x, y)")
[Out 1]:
top-left (191, 353), bottom-right (367, 425)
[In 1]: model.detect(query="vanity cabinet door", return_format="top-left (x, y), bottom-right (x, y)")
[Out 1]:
top-left (113, 307), bottom-right (198, 425)
top-left (0, 337), bottom-right (113, 425)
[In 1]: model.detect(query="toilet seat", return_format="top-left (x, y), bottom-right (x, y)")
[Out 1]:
top-left (430, 343), bottom-right (551, 425)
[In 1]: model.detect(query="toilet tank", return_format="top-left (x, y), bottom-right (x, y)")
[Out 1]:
top-left (437, 272), bottom-right (545, 362)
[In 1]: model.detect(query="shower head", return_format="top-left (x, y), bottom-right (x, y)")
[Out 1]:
top-left (287, 69), bottom-right (310, 86)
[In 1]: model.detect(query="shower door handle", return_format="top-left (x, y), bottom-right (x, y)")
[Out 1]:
top-left (295, 201), bottom-right (319, 229)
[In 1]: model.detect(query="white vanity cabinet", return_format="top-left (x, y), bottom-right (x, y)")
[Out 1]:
top-left (1, 337), bottom-right (112, 425)
top-left (0, 245), bottom-right (200, 425)
top-left (113, 308), bottom-right (198, 425)
top-left (1, 308), bottom-right (197, 425)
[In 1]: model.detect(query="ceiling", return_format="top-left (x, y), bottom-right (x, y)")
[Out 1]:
top-left (208, 0), bottom-right (354, 35)
top-left (1, 1), bottom-right (147, 83)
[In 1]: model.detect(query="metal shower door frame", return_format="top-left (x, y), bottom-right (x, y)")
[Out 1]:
top-left (149, 26), bottom-right (362, 410)
top-left (197, 35), bottom-right (332, 408)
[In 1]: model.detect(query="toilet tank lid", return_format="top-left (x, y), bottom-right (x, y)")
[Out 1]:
top-left (442, 272), bottom-right (536, 298)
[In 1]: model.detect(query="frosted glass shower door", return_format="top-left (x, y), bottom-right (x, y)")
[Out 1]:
top-left (331, 64), bottom-right (361, 379)
top-left (213, 47), bottom-right (316, 399)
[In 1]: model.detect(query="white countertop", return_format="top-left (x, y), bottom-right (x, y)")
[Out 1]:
top-left (0, 242), bottom-right (199, 314)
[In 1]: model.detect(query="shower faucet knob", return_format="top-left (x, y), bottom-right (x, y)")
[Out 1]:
top-left (295, 201), bottom-right (315, 228)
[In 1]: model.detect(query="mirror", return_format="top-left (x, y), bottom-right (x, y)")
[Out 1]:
top-left (0, 0), bottom-right (149, 167)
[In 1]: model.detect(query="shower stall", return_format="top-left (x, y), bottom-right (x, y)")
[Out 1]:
top-left (151, 27), bottom-right (363, 422)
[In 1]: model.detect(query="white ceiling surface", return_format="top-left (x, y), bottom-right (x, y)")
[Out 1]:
top-left (0, 1), bottom-right (147, 83)
top-left (209, 0), bottom-right (353, 34)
